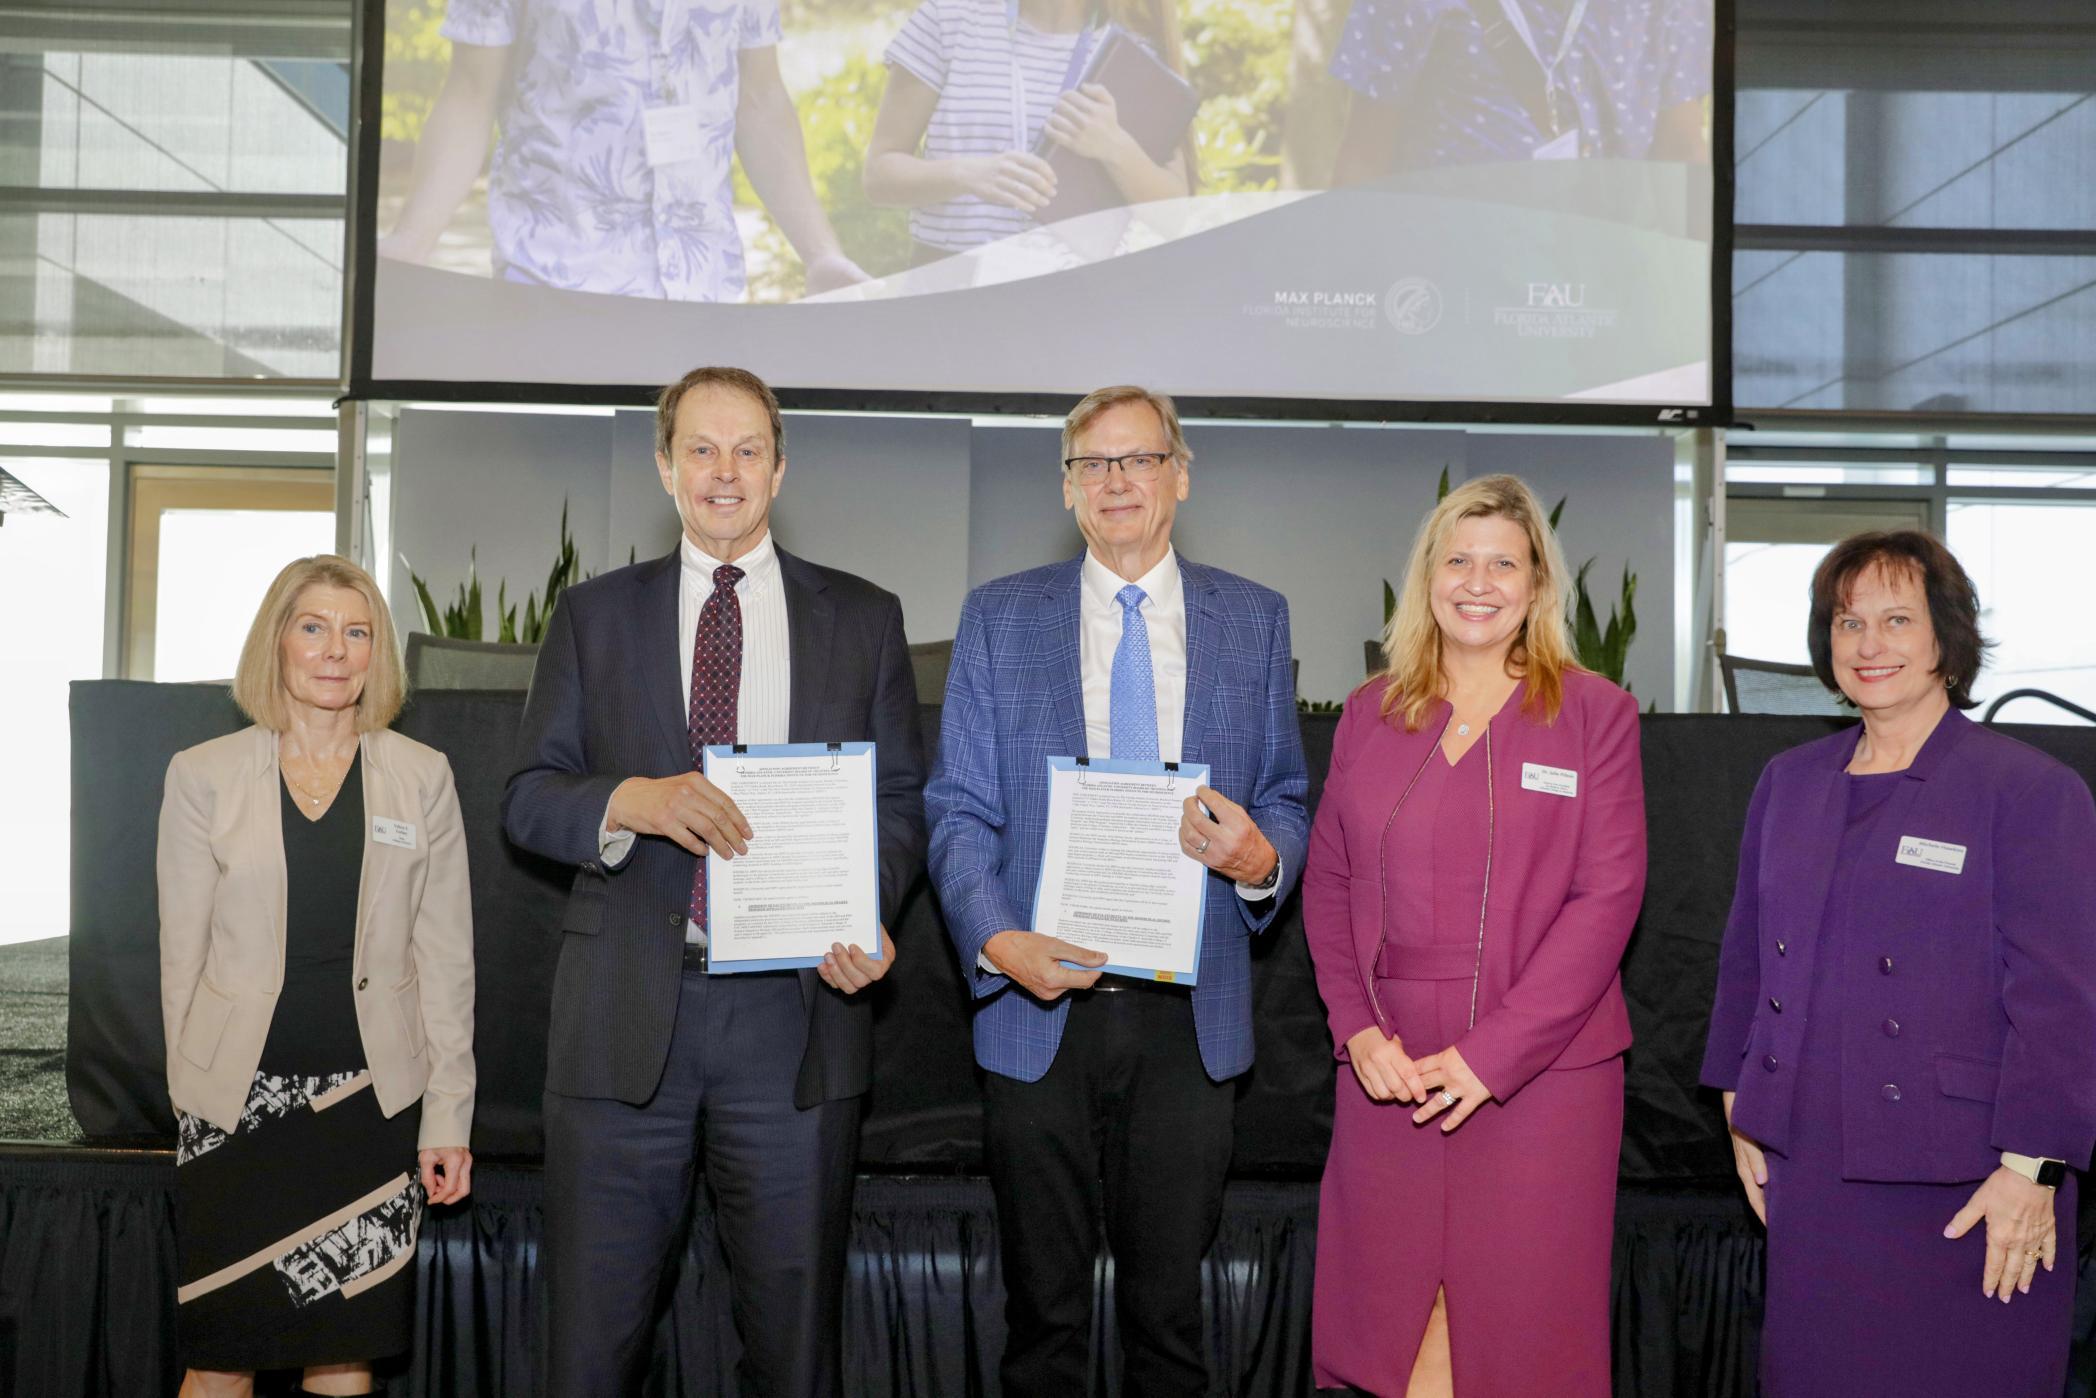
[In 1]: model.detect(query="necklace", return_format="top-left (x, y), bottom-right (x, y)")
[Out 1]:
top-left (282, 747), bottom-right (353, 808)
top-left (1456, 722), bottom-right (1471, 736)
top-left (282, 771), bottom-right (333, 807)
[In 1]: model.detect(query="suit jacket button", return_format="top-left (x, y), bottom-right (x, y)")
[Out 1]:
top-left (1769, 997), bottom-right (1782, 1013)
top-left (1882, 1018), bottom-right (1899, 1037)
top-left (585, 861), bottom-right (599, 874)
top-left (1775, 940), bottom-right (1787, 956)
top-left (357, 976), bottom-right (369, 991)
top-left (670, 913), bottom-right (684, 927)
top-left (1879, 956), bottom-right (1894, 975)
top-left (1881, 1083), bottom-right (1901, 1102)
top-left (1763, 1054), bottom-right (1779, 1073)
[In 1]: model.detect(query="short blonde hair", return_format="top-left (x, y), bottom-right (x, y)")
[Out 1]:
top-left (232, 555), bottom-right (405, 733)
top-left (1061, 385), bottom-right (1194, 468)
top-left (1378, 474), bottom-right (1577, 731)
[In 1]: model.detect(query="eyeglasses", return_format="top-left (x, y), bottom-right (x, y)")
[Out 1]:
top-left (1063, 452), bottom-right (1173, 481)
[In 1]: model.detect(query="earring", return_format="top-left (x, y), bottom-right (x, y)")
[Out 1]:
top-left (1943, 673), bottom-right (1955, 689)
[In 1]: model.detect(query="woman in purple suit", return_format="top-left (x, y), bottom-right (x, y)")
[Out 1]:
top-left (1304, 474), bottom-right (1647, 1396)
top-left (1703, 530), bottom-right (2096, 1397)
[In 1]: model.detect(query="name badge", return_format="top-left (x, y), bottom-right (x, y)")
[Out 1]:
top-left (1895, 835), bottom-right (1965, 875)
top-left (641, 104), bottom-right (704, 167)
top-left (371, 817), bottom-right (418, 851)
top-left (1520, 762), bottom-right (1579, 798)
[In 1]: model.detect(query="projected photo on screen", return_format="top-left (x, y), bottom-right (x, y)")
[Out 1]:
top-left (369, 0), bottom-right (1717, 409)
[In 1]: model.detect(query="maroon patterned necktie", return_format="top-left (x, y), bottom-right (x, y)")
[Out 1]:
top-left (688, 563), bottom-right (745, 929)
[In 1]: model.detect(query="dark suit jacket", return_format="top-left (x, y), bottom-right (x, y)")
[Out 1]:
top-left (502, 545), bottom-right (928, 1110)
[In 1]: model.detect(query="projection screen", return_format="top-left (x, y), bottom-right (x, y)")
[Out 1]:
top-left (357, 0), bottom-right (1726, 419)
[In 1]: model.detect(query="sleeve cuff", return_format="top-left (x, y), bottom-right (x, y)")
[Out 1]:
top-left (1234, 855), bottom-right (1281, 902)
top-left (598, 799), bottom-right (636, 869)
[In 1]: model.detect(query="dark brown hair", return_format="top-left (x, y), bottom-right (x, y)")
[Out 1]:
top-left (655, 366), bottom-right (785, 461)
top-left (1806, 529), bottom-right (1989, 710)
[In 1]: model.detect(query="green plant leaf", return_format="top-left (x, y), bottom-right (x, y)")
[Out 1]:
top-left (464, 557), bottom-right (483, 642)
top-left (1435, 465), bottom-right (1451, 502)
top-left (1382, 578), bottom-right (1396, 626)
top-left (405, 561), bottom-right (441, 636)
top-left (1549, 496), bottom-right (1566, 532)
top-left (1571, 558), bottom-right (1603, 671)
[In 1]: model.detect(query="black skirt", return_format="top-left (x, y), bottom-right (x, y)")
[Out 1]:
top-left (174, 1069), bottom-right (423, 1371)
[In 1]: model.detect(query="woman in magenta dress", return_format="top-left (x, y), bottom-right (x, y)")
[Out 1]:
top-left (1702, 530), bottom-right (2096, 1397)
top-left (1304, 474), bottom-right (1647, 1396)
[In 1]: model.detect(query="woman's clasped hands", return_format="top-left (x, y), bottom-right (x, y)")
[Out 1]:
top-left (1343, 1028), bottom-right (1496, 1131)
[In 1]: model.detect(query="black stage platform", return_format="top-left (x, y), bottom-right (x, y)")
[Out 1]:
top-left (8, 683), bottom-right (2091, 1396)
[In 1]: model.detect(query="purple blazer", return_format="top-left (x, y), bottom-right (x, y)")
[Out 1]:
top-left (1700, 709), bottom-right (2096, 1180)
top-left (1302, 670), bottom-right (1647, 1100)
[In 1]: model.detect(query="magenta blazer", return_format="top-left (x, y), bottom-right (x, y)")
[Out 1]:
top-left (1700, 709), bottom-right (2096, 1179)
top-left (1303, 670), bottom-right (1648, 1100)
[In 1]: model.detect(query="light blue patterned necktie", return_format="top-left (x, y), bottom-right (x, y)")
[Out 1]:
top-left (1110, 584), bottom-right (1160, 761)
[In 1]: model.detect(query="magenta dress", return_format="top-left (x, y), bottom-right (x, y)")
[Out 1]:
top-left (1312, 737), bottom-right (1623, 1396)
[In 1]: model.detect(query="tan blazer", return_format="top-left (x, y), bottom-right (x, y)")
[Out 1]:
top-left (157, 724), bottom-right (475, 1149)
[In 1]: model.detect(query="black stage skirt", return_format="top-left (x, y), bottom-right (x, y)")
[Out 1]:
top-left (174, 1069), bottom-right (423, 1372)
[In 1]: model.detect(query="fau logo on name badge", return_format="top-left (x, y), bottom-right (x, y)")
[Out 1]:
top-left (1894, 836), bottom-right (1965, 875)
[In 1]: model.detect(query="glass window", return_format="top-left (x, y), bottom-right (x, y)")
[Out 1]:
top-left (1723, 495), bottom-right (1932, 668)
top-left (1733, 12), bottom-right (2096, 418)
top-left (1944, 462), bottom-right (2096, 489)
top-left (1726, 460), bottom-right (1933, 486)
top-left (124, 466), bottom-right (336, 679)
top-left (0, 458), bottom-right (109, 946)
top-left (1947, 499), bottom-right (2096, 723)
top-left (0, 18), bottom-right (350, 381)
top-left (1724, 540), bottom-right (1824, 664)
top-left (151, 507), bottom-right (336, 682)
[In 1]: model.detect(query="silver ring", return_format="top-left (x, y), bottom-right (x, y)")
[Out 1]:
top-left (1438, 1089), bottom-right (1458, 1108)
top-left (1194, 837), bottom-right (1210, 854)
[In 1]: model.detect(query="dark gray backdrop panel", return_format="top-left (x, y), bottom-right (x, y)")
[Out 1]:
top-left (65, 683), bottom-right (2096, 1190)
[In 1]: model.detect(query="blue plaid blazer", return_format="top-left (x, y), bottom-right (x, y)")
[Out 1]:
top-left (926, 555), bottom-right (1310, 1083)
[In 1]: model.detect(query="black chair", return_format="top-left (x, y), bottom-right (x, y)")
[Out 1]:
top-left (1981, 688), bottom-right (2096, 726)
top-left (404, 633), bottom-right (540, 691)
top-left (1719, 653), bottom-right (1848, 716)
top-left (908, 640), bottom-right (953, 705)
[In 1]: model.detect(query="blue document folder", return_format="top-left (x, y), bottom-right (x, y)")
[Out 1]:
top-left (1030, 755), bottom-right (1211, 985)
top-left (700, 741), bottom-right (880, 974)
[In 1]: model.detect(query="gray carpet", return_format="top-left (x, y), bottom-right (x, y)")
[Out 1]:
top-left (0, 937), bottom-right (80, 1141)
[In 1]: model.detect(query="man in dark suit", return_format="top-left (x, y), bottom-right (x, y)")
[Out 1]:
top-left (503, 365), bottom-right (927, 1397)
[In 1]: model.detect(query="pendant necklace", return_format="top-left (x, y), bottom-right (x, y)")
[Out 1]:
top-left (283, 771), bottom-right (331, 807)
top-left (283, 750), bottom-right (349, 808)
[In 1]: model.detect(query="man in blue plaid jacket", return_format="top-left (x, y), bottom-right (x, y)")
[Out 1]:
top-left (926, 384), bottom-right (1310, 1398)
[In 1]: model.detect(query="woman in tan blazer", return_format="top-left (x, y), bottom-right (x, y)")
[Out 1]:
top-left (158, 555), bottom-right (474, 1398)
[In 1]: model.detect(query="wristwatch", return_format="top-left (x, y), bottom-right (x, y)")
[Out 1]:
top-left (2002, 1152), bottom-right (2067, 1189)
top-left (1248, 854), bottom-right (1281, 893)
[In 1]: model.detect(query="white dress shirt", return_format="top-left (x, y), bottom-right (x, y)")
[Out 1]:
top-left (1080, 547), bottom-right (1187, 764)
top-left (601, 532), bottom-right (793, 927)
top-left (676, 530), bottom-right (791, 746)
top-left (1077, 548), bottom-right (1276, 902)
